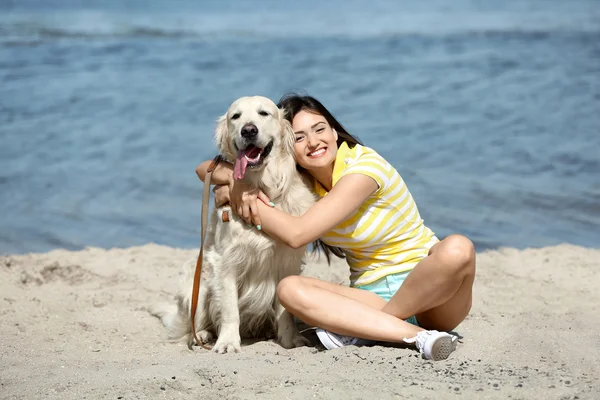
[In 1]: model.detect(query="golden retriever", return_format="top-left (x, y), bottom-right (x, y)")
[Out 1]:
top-left (154, 96), bottom-right (316, 353)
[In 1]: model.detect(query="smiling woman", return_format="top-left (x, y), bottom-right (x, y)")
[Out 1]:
top-left (280, 94), bottom-right (363, 187)
top-left (197, 94), bottom-right (476, 361)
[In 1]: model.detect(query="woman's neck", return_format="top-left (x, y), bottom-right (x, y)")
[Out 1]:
top-left (309, 165), bottom-right (334, 191)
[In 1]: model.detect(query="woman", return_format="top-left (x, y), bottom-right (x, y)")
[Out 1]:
top-left (196, 94), bottom-right (476, 361)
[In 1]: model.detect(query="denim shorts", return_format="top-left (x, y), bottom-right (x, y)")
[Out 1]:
top-left (354, 270), bottom-right (419, 326)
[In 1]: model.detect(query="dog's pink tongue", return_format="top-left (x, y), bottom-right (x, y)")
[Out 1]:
top-left (233, 151), bottom-right (248, 180)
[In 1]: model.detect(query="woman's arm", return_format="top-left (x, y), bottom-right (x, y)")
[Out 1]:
top-left (195, 160), bottom-right (234, 185)
top-left (199, 159), bottom-right (273, 214)
top-left (256, 174), bottom-right (378, 249)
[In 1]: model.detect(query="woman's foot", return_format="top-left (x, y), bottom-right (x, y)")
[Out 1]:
top-left (403, 330), bottom-right (458, 361)
top-left (315, 328), bottom-right (376, 350)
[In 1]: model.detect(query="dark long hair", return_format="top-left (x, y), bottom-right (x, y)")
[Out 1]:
top-left (277, 93), bottom-right (363, 264)
top-left (278, 94), bottom-right (362, 149)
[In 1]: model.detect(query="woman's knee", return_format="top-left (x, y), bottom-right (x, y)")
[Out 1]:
top-left (437, 234), bottom-right (476, 275)
top-left (276, 275), bottom-right (309, 309)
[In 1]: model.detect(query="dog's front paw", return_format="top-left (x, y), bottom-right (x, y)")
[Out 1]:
top-left (212, 332), bottom-right (241, 354)
top-left (279, 331), bottom-right (311, 349)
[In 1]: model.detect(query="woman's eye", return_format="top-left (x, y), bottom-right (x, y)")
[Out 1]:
top-left (258, 110), bottom-right (269, 116)
top-left (231, 113), bottom-right (241, 120)
top-left (295, 136), bottom-right (303, 142)
top-left (316, 128), bottom-right (325, 133)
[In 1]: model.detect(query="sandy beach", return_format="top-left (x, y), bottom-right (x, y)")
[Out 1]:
top-left (1, 243), bottom-right (599, 399)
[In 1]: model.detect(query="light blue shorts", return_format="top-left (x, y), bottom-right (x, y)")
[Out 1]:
top-left (354, 270), bottom-right (419, 326)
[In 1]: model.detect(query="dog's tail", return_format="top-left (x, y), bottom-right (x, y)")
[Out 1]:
top-left (148, 301), bottom-right (192, 343)
top-left (148, 302), bottom-right (180, 330)
top-left (148, 258), bottom-right (198, 343)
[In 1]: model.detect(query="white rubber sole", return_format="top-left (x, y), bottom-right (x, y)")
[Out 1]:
top-left (315, 328), bottom-right (375, 350)
top-left (316, 328), bottom-right (344, 349)
top-left (425, 334), bottom-right (457, 361)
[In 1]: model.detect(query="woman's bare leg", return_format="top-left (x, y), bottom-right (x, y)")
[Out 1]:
top-left (276, 276), bottom-right (422, 342)
top-left (276, 234), bottom-right (475, 342)
top-left (382, 234), bottom-right (476, 331)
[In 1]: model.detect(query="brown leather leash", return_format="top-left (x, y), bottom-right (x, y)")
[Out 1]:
top-left (190, 155), bottom-right (229, 350)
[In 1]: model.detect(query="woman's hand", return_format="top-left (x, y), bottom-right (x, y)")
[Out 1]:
top-left (229, 179), bottom-right (272, 227)
top-left (196, 160), bottom-right (233, 185)
top-left (213, 184), bottom-right (231, 207)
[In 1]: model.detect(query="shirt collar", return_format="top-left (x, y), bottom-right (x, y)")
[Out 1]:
top-left (313, 141), bottom-right (354, 197)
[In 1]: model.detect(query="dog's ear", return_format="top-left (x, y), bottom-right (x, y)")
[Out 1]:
top-left (279, 109), bottom-right (296, 160)
top-left (214, 114), bottom-right (233, 160)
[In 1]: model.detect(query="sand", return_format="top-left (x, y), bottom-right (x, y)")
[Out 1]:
top-left (1, 243), bottom-right (599, 399)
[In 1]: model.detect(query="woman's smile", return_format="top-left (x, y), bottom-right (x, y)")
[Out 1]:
top-left (307, 148), bottom-right (327, 158)
top-left (292, 110), bottom-right (338, 173)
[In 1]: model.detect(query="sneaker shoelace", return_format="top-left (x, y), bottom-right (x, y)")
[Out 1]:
top-left (403, 330), bottom-right (431, 353)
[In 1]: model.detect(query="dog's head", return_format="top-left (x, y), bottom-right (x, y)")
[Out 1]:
top-left (215, 96), bottom-right (294, 180)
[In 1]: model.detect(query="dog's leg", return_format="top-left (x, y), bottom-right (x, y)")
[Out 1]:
top-left (212, 263), bottom-right (242, 354)
top-left (276, 302), bottom-right (311, 349)
top-left (276, 252), bottom-right (311, 349)
top-left (188, 284), bottom-right (214, 348)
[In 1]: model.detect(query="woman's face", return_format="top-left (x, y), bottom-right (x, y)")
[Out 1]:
top-left (292, 110), bottom-right (338, 171)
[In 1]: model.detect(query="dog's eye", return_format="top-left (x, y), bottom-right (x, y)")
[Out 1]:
top-left (231, 113), bottom-right (241, 120)
top-left (258, 110), bottom-right (269, 117)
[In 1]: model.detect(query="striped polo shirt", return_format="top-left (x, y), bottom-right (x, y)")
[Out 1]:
top-left (314, 142), bottom-right (439, 287)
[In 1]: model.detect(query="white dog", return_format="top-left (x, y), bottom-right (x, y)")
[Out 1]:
top-left (155, 96), bottom-right (316, 353)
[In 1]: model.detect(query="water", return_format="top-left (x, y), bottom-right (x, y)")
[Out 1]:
top-left (1, 0), bottom-right (599, 254)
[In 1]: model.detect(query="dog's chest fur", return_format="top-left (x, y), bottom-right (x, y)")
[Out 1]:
top-left (203, 160), bottom-right (316, 337)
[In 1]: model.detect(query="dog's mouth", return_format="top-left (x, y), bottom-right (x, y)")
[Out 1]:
top-left (233, 140), bottom-right (274, 180)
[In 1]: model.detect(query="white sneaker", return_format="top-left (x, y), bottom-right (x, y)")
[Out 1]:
top-left (315, 328), bottom-right (376, 350)
top-left (403, 330), bottom-right (458, 361)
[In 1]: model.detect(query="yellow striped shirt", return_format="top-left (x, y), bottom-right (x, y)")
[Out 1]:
top-left (314, 142), bottom-right (438, 286)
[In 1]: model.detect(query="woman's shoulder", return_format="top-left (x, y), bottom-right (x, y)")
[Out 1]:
top-left (337, 143), bottom-right (401, 191)
top-left (345, 144), bottom-right (392, 170)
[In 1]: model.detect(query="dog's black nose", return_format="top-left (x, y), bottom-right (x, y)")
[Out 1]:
top-left (241, 124), bottom-right (258, 139)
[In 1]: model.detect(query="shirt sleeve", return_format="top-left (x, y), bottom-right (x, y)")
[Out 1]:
top-left (339, 151), bottom-right (392, 192)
